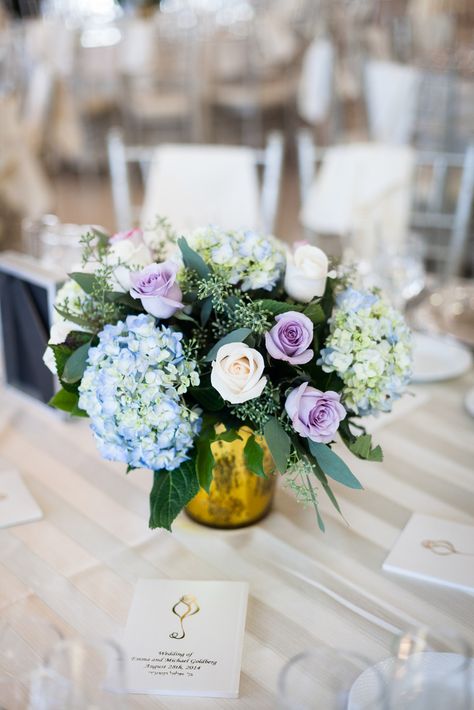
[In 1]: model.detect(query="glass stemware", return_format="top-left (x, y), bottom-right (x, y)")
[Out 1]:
top-left (388, 627), bottom-right (472, 710)
top-left (277, 647), bottom-right (388, 710)
top-left (40, 637), bottom-right (127, 709)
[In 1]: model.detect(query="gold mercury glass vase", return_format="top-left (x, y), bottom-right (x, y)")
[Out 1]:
top-left (185, 427), bottom-right (276, 529)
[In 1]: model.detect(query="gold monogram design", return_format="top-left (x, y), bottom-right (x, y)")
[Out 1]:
top-left (169, 594), bottom-right (200, 640)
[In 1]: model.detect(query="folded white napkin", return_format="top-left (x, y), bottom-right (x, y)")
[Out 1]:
top-left (141, 144), bottom-right (260, 233)
top-left (300, 142), bottom-right (415, 259)
top-left (297, 38), bottom-right (334, 125)
top-left (365, 60), bottom-right (422, 145)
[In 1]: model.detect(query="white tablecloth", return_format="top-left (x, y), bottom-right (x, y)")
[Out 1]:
top-left (0, 373), bottom-right (473, 708)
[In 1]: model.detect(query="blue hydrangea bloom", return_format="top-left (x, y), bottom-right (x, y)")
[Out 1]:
top-left (78, 314), bottom-right (201, 471)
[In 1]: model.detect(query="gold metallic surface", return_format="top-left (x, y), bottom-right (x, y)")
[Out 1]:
top-left (186, 427), bottom-right (276, 529)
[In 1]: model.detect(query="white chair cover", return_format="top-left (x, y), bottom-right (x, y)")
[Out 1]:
top-left (141, 144), bottom-right (260, 232)
top-left (297, 38), bottom-right (334, 125)
top-left (365, 60), bottom-right (422, 145)
top-left (300, 142), bottom-right (415, 260)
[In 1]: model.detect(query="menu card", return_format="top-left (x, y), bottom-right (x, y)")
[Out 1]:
top-left (122, 579), bottom-right (249, 698)
top-left (383, 513), bottom-right (474, 593)
top-left (0, 471), bottom-right (43, 528)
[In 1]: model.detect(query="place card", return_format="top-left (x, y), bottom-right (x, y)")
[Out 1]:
top-left (122, 579), bottom-right (249, 698)
top-left (383, 514), bottom-right (474, 593)
top-left (0, 471), bottom-right (43, 528)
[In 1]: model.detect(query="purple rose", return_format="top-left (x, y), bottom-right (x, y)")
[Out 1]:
top-left (285, 382), bottom-right (346, 443)
top-left (129, 261), bottom-right (183, 319)
top-left (265, 311), bottom-right (314, 365)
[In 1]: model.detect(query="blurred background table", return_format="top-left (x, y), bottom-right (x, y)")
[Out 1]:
top-left (1, 369), bottom-right (473, 708)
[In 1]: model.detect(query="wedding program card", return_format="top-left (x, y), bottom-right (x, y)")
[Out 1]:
top-left (383, 514), bottom-right (474, 593)
top-left (0, 471), bottom-right (43, 528)
top-left (122, 579), bottom-right (249, 698)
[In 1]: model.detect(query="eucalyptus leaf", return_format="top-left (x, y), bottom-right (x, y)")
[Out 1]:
top-left (308, 441), bottom-right (363, 489)
top-left (177, 237), bottom-right (210, 279)
top-left (263, 417), bottom-right (290, 473)
top-left (149, 458), bottom-right (200, 530)
top-left (200, 297), bottom-right (213, 326)
top-left (62, 342), bottom-right (91, 384)
top-left (244, 435), bottom-right (267, 477)
top-left (205, 328), bottom-right (252, 362)
top-left (54, 306), bottom-right (94, 330)
top-left (69, 272), bottom-right (98, 295)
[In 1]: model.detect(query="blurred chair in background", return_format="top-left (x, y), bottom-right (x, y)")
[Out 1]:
top-left (107, 128), bottom-right (283, 235)
top-left (297, 132), bottom-right (474, 279)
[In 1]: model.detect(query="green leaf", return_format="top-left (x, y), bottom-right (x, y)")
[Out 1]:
top-left (69, 272), bottom-right (98, 295)
top-left (174, 311), bottom-right (199, 326)
top-left (196, 437), bottom-right (215, 493)
top-left (339, 421), bottom-right (384, 462)
top-left (257, 299), bottom-right (304, 316)
top-left (54, 306), bottom-right (94, 330)
top-left (205, 328), bottom-right (252, 362)
top-left (149, 458), bottom-right (200, 530)
top-left (200, 297), bottom-right (213, 326)
top-left (62, 342), bottom-right (91, 384)
top-left (71, 402), bottom-right (88, 417)
top-left (110, 291), bottom-right (143, 310)
top-left (308, 441), bottom-right (363, 489)
top-left (177, 237), bottom-right (210, 279)
top-left (48, 388), bottom-right (79, 413)
top-left (244, 435), bottom-right (267, 477)
top-left (303, 302), bottom-right (325, 324)
top-left (189, 385), bottom-right (225, 411)
top-left (263, 417), bottom-right (291, 473)
top-left (215, 430), bottom-right (242, 443)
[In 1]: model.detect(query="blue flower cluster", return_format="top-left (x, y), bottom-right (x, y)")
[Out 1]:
top-left (318, 288), bottom-right (412, 416)
top-left (78, 314), bottom-right (201, 471)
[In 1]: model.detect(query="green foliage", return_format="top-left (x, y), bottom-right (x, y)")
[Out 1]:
top-left (257, 299), bottom-right (304, 316)
top-left (263, 417), bottom-right (291, 473)
top-left (303, 302), bottom-right (325, 324)
top-left (308, 441), bottom-right (363, 489)
top-left (48, 388), bottom-right (87, 417)
top-left (196, 436), bottom-right (215, 493)
top-left (339, 420), bottom-right (383, 462)
top-left (62, 341), bottom-right (92, 384)
top-left (177, 237), bottom-right (210, 279)
top-left (231, 385), bottom-right (280, 430)
top-left (149, 459), bottom-right (200, 530)
top-left (244, 435), bottom-right (267, 478)
top-left (205, 328), bottom-right (252, 361)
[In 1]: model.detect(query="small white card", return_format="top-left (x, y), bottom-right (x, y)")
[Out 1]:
top-left (0, 471), bottom-right (43, 528)
top-left (383, 514), bottom-right (474, 594)
top-left (122, 579), bottom-right (249, 698)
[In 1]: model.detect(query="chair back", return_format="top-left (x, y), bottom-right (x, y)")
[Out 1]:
top-left (107, 129), bottom-right (283, 235)
top-left (297, 131), bottom-right (474, 277)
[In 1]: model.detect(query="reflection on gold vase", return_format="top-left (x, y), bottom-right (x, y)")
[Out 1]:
top-left (185, 427), bottom-right (276, 529)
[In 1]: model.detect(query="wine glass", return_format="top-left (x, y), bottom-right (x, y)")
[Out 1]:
top-left (0, 615), bottom-right (63, 709)
top-left (277, 647), bottom-right (388, 709)
top-left (388, 627), bottom-right (472, 710)
top-left (372, 234), bottom-right (426, 312)
top-left (40, 637), bottom-right (127, 709)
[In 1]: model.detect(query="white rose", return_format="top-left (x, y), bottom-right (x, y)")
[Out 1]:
top-left (284, 244), bottom-right (328, 303)
top-left (107, 229), bottom-right (154, 292)
top-left (211, 343), bottom-right (267, 404)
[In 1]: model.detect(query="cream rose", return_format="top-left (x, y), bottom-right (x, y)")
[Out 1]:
top-left (284, 244), bottom-right (328, 303)
top-left (211, 343), bottom-right (267, 404)
top-left (108, 228), bottom-right (154, 292)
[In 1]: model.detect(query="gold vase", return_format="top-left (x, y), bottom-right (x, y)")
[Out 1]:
top-left (185, 427), bottom-right (276, 529)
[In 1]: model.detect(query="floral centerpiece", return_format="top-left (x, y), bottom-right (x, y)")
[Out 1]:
top-left (43, 222), bottom-right (412, 531)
